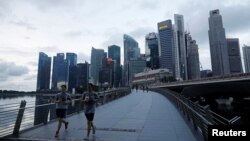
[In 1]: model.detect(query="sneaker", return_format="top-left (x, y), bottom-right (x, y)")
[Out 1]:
top-left (65, 122), bottom-right (69, 129)
top-left (83, 136), bottom-right (89, 141)
top-left (54, 131), bottom-right (59, 138)
top-left (92, 126), bottom-right (96, 134)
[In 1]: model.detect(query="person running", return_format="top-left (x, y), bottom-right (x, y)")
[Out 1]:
top-left (82, 83), bottom-right (99, 140)
top-left (54, 84), bottom-right (71, 138)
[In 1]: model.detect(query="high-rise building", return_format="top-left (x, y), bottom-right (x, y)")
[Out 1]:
top-left (66, 53), bottom-right (77, 66)
top-left (108, 45), bottom-right (121, 87)
top-left (226, 38), bottom-right (242, 73)
top-left (174, 14), bottom-right (188, 80)
top-left (36, 52), bottom-right (51, 91)
top-left (51, 53), bottom-right (69, 89)
top-left (242, 45), bottom-right (250, 73)
top-left (66, 53), bottom-right (77, 92)
top-left (91, 47), bottom-right (105, 85)
top-left (200, 70), bottom-right (212, 78)
top-left (76, 62), bottom-right (89, 91)
top-left (158, 20), bottom-right (175, 74)
top-left (145, 32), bottom-right (160, 69)
top-left (123, 34), bottom-right (140, 85)
top-left (186, 33), bottom-right (200, 80)
top-left (128, 59), bottom-right (146, 84)
top-left (124, 34), bottom-right (140, 64)
top-left (208, 9), bottom-right (230, 76)
top-left (108, 45), bottom-right (121, 65)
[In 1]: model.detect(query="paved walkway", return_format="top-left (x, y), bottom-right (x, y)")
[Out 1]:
top-left (9, 90), bottom-right (200, 141)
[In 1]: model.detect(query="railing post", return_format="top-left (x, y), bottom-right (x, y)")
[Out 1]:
top-left (204, 105), bottom-right (214, 124)
top-left (13, 100), bottom-right (26, 136)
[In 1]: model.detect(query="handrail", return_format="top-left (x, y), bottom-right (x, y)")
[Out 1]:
top-left (151, 88), bottom-right (241, 141)
top-left (150, 72), bottom-right (250, 88)
top-left (0, 87), bottom-right (131, 138)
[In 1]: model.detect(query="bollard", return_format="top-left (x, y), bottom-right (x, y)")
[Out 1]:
top-left (13, 100), bottom-right (26, 136)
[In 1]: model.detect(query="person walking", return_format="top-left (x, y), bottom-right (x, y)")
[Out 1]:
top-left (54, 85), bottom-right (71, 138)
top-left (82, 83), bottom-right (99, 140)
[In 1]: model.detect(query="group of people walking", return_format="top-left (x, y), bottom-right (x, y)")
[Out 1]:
top-left (54, 83), bottom-right (98, 140)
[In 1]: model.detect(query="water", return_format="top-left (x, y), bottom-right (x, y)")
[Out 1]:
top-left (0, 95), bottom-right (36, 137)
top-left (0, 96), bottom-right (36, 105)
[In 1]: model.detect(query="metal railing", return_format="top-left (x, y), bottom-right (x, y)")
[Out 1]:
top-left (0, 88), bottom-right (131, 138)
top-left (152, 88), bottom-right (241, 141)
top-left (151, 72), bottom-right (250, 88)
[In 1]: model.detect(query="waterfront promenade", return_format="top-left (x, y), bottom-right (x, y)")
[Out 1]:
top-left (6, 90), bottom-right (200, 141)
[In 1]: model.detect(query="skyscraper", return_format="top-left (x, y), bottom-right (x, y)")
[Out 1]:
top-left (76, 62), bottom-right (89, 91)
top-left (108, 45), bottom-right (121, 87)
top-left (186, 33), bottom-right (200, 80)
top-left (36, 52), bottom-right (51, 91)
top-left (174, 14), bottom-right (188, 80)
top-left (66, 53), bottom-right (77, 67)
top-left (242, 45), bottom-right (250, 73)
top-left (226, 38), bottom-right (242, 73)
top-left (123, 34), bottom-right (140, 85)
top-left (158, 20), bottom-right (175, 74)
top-left (128, 59), bottom-right (146, 84)
top-left (208, 9), bottom-right (230, 76)
top-left (145, 32), bottom-right (160, 69)
top-left (124, 34), bottom-right (140, 64)
top-left (51, 53), bottom-right (69, 89)
top-left (66, 53), bottom-right (77, 92)
top-left (91, 47), bottom-right (105, 85)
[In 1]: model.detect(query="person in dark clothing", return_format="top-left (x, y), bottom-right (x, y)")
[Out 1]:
top-left (54, 85), bottom-right (71, 138)
top-left (82, 83), bottom-right (99, 140)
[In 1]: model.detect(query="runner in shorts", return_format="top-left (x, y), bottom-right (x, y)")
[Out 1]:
top-left (54, 84), bottom-right (71, 138)
top-left (82, 82), bottom-right (99, 140)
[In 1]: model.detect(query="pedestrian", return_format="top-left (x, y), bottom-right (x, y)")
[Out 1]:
top-left (54, 84), bottom-right (72, 138)
top-left (82, 83), bottom-right (99, 140)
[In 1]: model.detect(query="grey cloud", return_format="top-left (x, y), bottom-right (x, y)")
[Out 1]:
top-left (0, 60), bottom-right (29, 81)
top-left (101, 33), bottom-right (123, 49)
top-left (25, 36), bottom-right (31, 40)
top-left (28, 61), bottom-right (38, 67)
top-left (129, 27), bottom-right (155, 39)
top-left (222, 5), bottom-right (250, 34)
top-left (9, 19), bottom-right (37, 30)
top-left (24, 74), bottom-right (37, 81)
top-left (0, 0), bottom-right (11, 19)
top-left (77, 52), bottom-right (90, 63)
top-left (8, 66), bottom-right (29, 76)
top-left (64, 30), bottom-right (92, 38)
top-left (38, 46), bottom-right (62, 54)
top-left (138, 0), bottom-right (159, 9)
top-left (0, 46), bottom-right (35, 56)
top-left (65, 31), bottom-right (83, 37)
top-left (178, 0), bottom-right (250, 46)
top-left (27, 0), bottom-right (84, 12)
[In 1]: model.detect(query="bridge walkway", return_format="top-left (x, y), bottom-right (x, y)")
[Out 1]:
top-left (7, 90), bottom-right (200, 141)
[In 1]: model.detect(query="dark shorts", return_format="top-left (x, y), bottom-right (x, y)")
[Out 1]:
top-left (56, 109), bottom-right (67, 118)
top-left (85, 113), bottom-right (95, 121)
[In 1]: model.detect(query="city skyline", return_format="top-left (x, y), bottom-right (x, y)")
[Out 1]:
top-left (0, 0), bottom-right (250, 91)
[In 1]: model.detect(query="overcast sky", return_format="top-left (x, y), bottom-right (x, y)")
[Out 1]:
top-left (0, 0), bottom-right (249, 91)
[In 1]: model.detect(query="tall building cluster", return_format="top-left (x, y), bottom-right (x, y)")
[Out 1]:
top-left (208, 9), bottom-right (243, 76)
top-left (37, 52), bottom-right (89, 92)
top-left (37, 9), bottom-right (249, 91)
